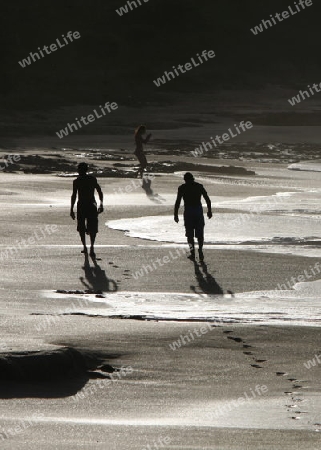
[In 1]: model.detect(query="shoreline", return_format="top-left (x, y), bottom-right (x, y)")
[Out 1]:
top-left (0, 138), bottom-right (320, 448)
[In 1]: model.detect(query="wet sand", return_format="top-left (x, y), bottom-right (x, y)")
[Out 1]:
top-left (0, 140), bottom-right (321, 449)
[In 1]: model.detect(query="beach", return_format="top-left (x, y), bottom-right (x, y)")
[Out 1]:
top-left (1, 0), bottom-right (321, 446)
top-left (0, 121), bottom-right (321, 448)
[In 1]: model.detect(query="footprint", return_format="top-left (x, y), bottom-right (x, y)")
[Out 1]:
top-left (292, 385), bottom-right (303, 389)
top-left (251, 364), bottom-right (263, 369)
top-left (228, 336), bottom-right (243, 343)
top-left (243, 351), bottom-right (253, 355)
top-left (109, 262), bottom-right (114, 265)
top-left (223, 330), bottom-right (233, 334)
top-left (256, 359), bottom-right (267, 363)
top-left (276, 372), bottom-right (288, 376)
top-left (243, 344), bottom-right (252, 348)
top-left (288, 378), bottom-right (297, 382)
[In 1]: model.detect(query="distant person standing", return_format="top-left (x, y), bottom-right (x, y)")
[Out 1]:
top-left (134, 125), bottom-right (152, 178)
top-left (70, 162), bottom-right (104, 258)
top-left (174, 172), bottom-right (212, 261)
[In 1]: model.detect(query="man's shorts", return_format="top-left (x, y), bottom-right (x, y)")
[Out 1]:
top-left (77, 202), bottom-right (98, 234)
top-left (184, 205), bottom-right (205, 239)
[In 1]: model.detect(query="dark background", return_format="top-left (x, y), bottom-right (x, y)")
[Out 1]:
top-left (0, 0), bottom-right (319, 110)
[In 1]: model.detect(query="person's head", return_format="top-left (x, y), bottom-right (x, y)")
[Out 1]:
top-left (77, 162), bottom-right (88, 175)
top-left (184, 172), bottom-right (194, 183)
top-left (135, 125), bottom-right (146, 136)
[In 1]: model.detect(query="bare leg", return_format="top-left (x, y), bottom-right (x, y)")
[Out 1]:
top-left (136, 152), bottom-right (147, 178)
top-left (187, 236), bottom-right (195, 260)
top-left (89, 232), bottom-right (96, 258)
top-left (198, 236), bottom-right (204, 261)
top-left (79, 230), bottom-right (87, 253)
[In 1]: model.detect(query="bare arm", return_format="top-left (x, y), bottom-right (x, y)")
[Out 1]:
top-left (142, 133), bottom-right (152, 144)
top-left (174, 189), bottom-right (183, 222)
top-left (96, 181), bottom-right (104, 212)
top-left (202, 187), bottom-right (212, 218)
top-left (96, 183), bottom-right (103, 204)
top-left (70, 181), bottom-right (77, 219)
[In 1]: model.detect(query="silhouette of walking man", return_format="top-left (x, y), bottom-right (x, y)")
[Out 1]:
top-left (70, 162), bottom-right (103, 258)
top-left (174, 172), bottom-right (212, 261)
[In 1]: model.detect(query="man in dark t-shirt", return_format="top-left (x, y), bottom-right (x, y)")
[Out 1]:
top-left (70, 162), bottom-right (103, 258)
top-left (174, 172), bottom-right (212, 261)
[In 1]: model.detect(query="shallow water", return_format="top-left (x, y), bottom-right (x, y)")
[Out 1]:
top-left (43, 279), bottom-right (321, 326)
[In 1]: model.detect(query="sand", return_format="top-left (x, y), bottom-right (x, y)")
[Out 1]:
top-left (0, 133), bottom-right (321, 449)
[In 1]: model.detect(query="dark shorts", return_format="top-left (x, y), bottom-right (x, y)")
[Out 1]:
top-left (77, 202), bottom-right (98, 234)
top-left (184, 206), bottom-right (205, 239)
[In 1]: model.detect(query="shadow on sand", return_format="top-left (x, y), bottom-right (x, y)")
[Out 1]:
top-left (141, 177), bottom-right (166, 204)
top-left (80, 254), bottom-right (117, 293)
top-left (0, 348), bottom-right (119, 399)
top-left (190, 261), bottom-right (224, 295)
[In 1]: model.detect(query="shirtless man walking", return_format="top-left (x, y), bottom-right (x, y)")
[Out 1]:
top-left (174, 172), bottom-right (212, 261)
top-left (70, 162), bottom-right (104, 258)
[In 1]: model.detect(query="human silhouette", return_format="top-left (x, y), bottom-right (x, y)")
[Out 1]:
top-left (141, 177), bottom-right (166, 204)
top-left (191, 261), bottom-right (223, 295)
top-left (80, 254), bottom-right (117, 293)
top-left (174, 172), bottom-right (212, 261)
top-left (70, 162), bottom-right (104, 258)
top-left (134, 125), bottom-right (152, 178)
